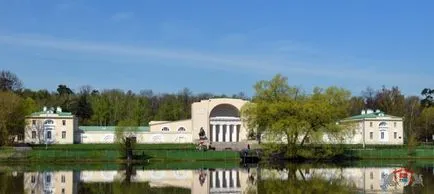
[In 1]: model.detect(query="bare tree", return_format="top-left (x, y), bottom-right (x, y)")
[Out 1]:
top-left (25, 120), bottom-right (46, 144)
top-left (0, 70), bottom-right (23, 92)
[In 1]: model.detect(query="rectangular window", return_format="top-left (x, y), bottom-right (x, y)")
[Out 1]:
top-left (61, 175), bottom-right (65, 183)
top-left (62, 188), bottom-right (65, 194)
top-left (394, 122), bottom-right (397, 128)
top-left (46, 175), bottom-right (51, 183)
top-left (62, 131), bottom-right (66, 139)
top-left (47, 131), bottom-right (52, 139)
top-left (369, 122), bottom-right (373, 127)
top-left (32, 120), bottom-right (36, 125)
top-left (370, 172), bottom-right (373, 179)
top-left (381, 132), bottom-right (384, 139)
top-left (370, 132), bottom-right (373, 139)
top-left (31, 175), bottom-right (36, 183)
top-left (394, 132), bottom-right (397, 139)
top-left (32, 131), bottom-right (36, 139)
top-left (62, 120), bottom-right (66, 126)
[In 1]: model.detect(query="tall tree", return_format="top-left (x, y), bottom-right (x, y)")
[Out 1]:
top-left (56, 84), bottom-right (74, 112)
top-left (374, 86), bottom-right (405, 116)
top-left (0, 70), bottom-right (22, 92)
top-left (241, 74), bottom-right (353, 159)
top-left (418, 107), bottom-right (434, 143)
top-left (115, 119), bottom-right (138, 160)
top-left (0, 92), bottom-right (27, 145)
top-left (362, 87), bottom-right (376, 109)
top-left (421, 88), bottom-right (434, 107)
top-left (348, 96), bottom-right (365, 116)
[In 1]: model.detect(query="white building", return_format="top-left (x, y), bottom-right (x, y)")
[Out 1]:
top-left (24, 99), bottom-right (404, 146)
top-left (337, 109), bottom-right (404, 145)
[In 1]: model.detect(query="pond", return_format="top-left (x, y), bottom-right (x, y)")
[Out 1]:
top-left (0, 161), bottom-right (432, 194)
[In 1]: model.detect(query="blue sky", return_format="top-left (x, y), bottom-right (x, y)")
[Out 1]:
top-left (0, 0), bottom-right (432, 96)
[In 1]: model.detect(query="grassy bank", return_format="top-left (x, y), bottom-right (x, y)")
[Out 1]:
top-left (0, 144), bottom-right (239, 162)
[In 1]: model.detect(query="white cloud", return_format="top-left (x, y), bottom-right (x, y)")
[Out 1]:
top-left (0, 34), bottom-right (428, 89)
top-left (111, 12), bottom-right (134, 22)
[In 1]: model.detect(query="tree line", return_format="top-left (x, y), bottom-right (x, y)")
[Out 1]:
top-left (0, 70), bottom-right (433, 146)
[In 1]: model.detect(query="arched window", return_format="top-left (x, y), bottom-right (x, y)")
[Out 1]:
top-left (161, 127), bottom-right (170, 132)
top-left (178, 127), bottom-right (186, 132)
top-left (44, 120), bottom-right (54, 125)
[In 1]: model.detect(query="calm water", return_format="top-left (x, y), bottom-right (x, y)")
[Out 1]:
top-left (0, 162), bottom-right (433, 194)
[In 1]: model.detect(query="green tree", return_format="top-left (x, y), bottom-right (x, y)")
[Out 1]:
top-left (418, 107), bottom-right (434, 143)
top-left (0, 92), bottom-right (27, 145)
top-left (374, 86), bottom-right (405, 116)
top-left (115, 119), bottom-right (138, 160)
top-left (241, 74), bottom-right (353, 159)
top-left (421, 88), bottom-right (434, 107)
top-left (56, 84), bottom-right (74, 112)
top-left (347, 96), bottom-right (365, 116)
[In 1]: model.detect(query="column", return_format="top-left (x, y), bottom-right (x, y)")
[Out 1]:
top-left (225, 124), bottom-right (230, 142)
top-left (222, 171), bottom-right (227, 188)
top-left (218, 125), bottom-right (224, 142)
top-left (225, 170), bottom-right (230, 189)
top-left (212, 125), bottom-right (217, 142)
top-left (212, 171), bottom-right (217, 188)
top-left (218, 171), bottom-right (224, 188)
top-left (231, 125), bottom-right (237, 142)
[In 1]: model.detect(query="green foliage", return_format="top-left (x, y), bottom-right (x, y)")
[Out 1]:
top-left (115, 119), bottom-right (138, 159)
top-left (242, 74), bottom-right (352, 159)
top-left (0, 92), bottom-right (28, 145)
top-left (421, 88), bottom-right (434, 107)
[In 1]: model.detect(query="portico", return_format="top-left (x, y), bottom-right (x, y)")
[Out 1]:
top-left (209, 117), bottom-right (242, 142)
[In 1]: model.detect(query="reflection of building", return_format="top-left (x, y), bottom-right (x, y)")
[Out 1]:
top-left (24, 171), bottom-right (76, 194)
top-left (260, 167), bottom-right (407, 193)
top-left (23, 168), bottom-right (255, 194)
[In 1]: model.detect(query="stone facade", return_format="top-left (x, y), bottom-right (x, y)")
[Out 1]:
top-left (23, 100), bottom-right (404, 146)
top-left (338, 109), bottom-right (404, 145)
top-left (24, 107), bottom-right (77, 144)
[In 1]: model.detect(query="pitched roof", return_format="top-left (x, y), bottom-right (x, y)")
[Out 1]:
top-left (343, 111), bottom-right (401, 121)
top-left (29, 111), bottom-right (73, 117)
top-left (79, 126), bottom-right (150, 132)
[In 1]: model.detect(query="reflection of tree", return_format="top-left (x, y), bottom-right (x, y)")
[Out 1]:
top-left (0, 172), bottom-right (24, 194)
top-left (257, 166), bottom-right (356, 194)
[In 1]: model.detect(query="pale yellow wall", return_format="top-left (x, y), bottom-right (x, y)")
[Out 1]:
top-left (149, 119), bottom-right (192, 133)
top-left (191, 98), bottom-right (249, 142)
top-left (80, 131), bottom-right (193, 144)
top-left (24, 116), bottom-right (75, 144)
top-left (363, 119), bottom-right (404, 144)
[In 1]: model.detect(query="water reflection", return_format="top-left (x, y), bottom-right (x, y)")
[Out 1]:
top-left (1, 164), bottom-right (432, 193)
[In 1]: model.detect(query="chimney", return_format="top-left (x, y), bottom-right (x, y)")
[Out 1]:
top-left (361, 110), bottom-right (365, 115)
top-left (375, 109), bottom-right (381, 113)
top-left (366, 109), bottom-right (374, 114)
top-left (56, 106), bottom-right (62, 113)
top-left (43, 106), bottom-right (47, 112)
